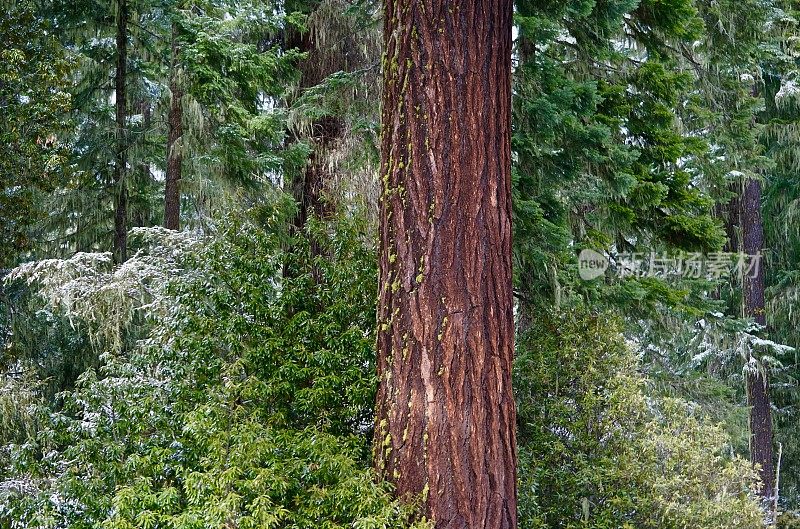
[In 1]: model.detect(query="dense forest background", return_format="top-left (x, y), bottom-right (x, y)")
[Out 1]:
top-left (3, 0), bottom-right (800, 527)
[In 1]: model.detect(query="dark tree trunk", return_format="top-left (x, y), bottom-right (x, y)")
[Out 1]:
top-left (113, 0), bottom-right (128, 262)
top-left (282, 4), bottom-right (348, 281)
top-left (741, 176), bottom-right (775, 499)
top-left (164, 24), bottom-right (183, 231)
top-left (292, 115), bottom-right (341, 229)
top-left (718, 187), bottom-right (739, 254)
top-left (132, 97), bottom-right (151, 228)
top-left (374, 2), bottom-right (517, 528)
top-left (289, 10), bottom-right (342, 237)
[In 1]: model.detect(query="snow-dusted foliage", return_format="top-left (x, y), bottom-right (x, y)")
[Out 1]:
top-left (0, 219), bottom-right (428, 529)
top-left (776, 77), bottom-right (800, 112)
top-left (4, 228), bottom-right (204, 352)
top-left (632, 309), bottom-right (793, 381)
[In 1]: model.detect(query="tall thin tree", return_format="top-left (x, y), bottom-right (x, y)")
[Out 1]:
top-left (374, 2), bottom-right (517, 527)
top-left (164, 20), bottom-right (183, 231)
top-left (741, 175), bottom-right (775, 499)
top-left (113, 0), bottom-right (128, 261)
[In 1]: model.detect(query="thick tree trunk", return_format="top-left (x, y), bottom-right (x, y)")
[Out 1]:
top-left (164, 24), bottom-right (183, 231)
top-left (374, 2), bottom-right (516, 528)
top-left (113, 0), bottom-right (128, 262)
top-left (740, 176), bottom-right (775, 500)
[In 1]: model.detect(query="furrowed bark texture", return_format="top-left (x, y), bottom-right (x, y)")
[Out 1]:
top-left (164, 24), bottom-right (183, 231)
top-left (113, 0), bottom-right (128, 263)
top-left (374, 2), bottom-right (516, 528)
top-left (741, 177), bottom-right (775, 499)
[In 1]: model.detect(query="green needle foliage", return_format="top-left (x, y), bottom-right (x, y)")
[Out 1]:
top-left (0, 1), bottom-right (72, 267)
top-left (4, 0), bottom-right (800, 524)
top-left (0, 214), bottom-right (426, 528)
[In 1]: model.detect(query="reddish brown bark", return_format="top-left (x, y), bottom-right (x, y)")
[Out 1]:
top-left (113, 0), bottom-right (128, 263)
top-left (740, 177), bottom-right (775, 499)
top-left (164, 24), bottom-right (183, 231)
top-left (374, 2), bottom-right (516, 528)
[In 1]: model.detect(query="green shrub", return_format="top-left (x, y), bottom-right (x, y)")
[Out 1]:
top-left (0, 216), bottom-right (426, 528)
top-left (515, 311), bottom-right (764, 529)
top-left (778, 512), bottom-right (800, 529)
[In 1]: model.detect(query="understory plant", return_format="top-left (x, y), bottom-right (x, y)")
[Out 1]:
top-left (515, 310), bottom-right (765, 529)
top-left (0, 215), bottom-right (426, 529)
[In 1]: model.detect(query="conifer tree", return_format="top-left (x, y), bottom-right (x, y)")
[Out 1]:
top-left (284, 0), bottom-right (381, 259)
top-left (0, 0), bottom-right (72, 267)
top-left (286, 0), bottom-right (343, 234)
top-left (758, 0), bottom-right (800, 503)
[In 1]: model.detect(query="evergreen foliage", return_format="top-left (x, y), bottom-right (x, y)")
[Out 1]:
top-left (0, 1), bottom-right (72, 267)
top-left (2, 0), bottom-right (800, 525)
top-left (0, 215), bottom-right (426, 529)
top-left (517, 311), bottom-right (764, 528)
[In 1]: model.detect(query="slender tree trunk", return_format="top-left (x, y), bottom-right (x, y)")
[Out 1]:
top-left (113, 0), bottom-right (128, 262)
top-left (132, 97), bottom-right (151, 227)
top-left (741, 176), bottom-right (775, 499)
top-left (164, 24), bottom-right (183, 231)
top-left (375, 2), bottom-right (516, 528)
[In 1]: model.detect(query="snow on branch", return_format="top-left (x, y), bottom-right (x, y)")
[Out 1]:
top-left (4, 228), bottom-right (204, 353)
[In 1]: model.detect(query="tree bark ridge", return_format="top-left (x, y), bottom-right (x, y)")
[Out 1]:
top-left (375, 2), bottom-right (517, 527)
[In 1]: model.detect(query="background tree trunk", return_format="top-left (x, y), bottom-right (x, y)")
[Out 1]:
top-left (132, 96), bottom-right (152, 228)
top-left (288, 4), bottom-right (343, 244)
top-left (741, 176), bottom-right (775, 499)
top-left (164, 23), bottom-right (183, 231)
top-left (374, 2), bottom-right (517, 527)
top-left (113, 0), bottom-right (128, 262)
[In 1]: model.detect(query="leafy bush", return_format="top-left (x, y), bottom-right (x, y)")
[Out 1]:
top-left (0, 217), bottom-right (425, 528)
top-left (1, 217), bottom-right (767, 529)
top-left (778, 512), bottom-right (800, 529)
top-left (515, 311), bottom-right (765, 529)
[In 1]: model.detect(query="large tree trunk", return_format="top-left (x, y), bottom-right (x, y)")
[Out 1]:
top-left (164, 24), bottom-right (183, 231)
top-left (374, 2), bottom-right (516, 528)
top-left (741, 176), bottom-right (775, 500)
top-left (113, 0), bottom-right (128, 262)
